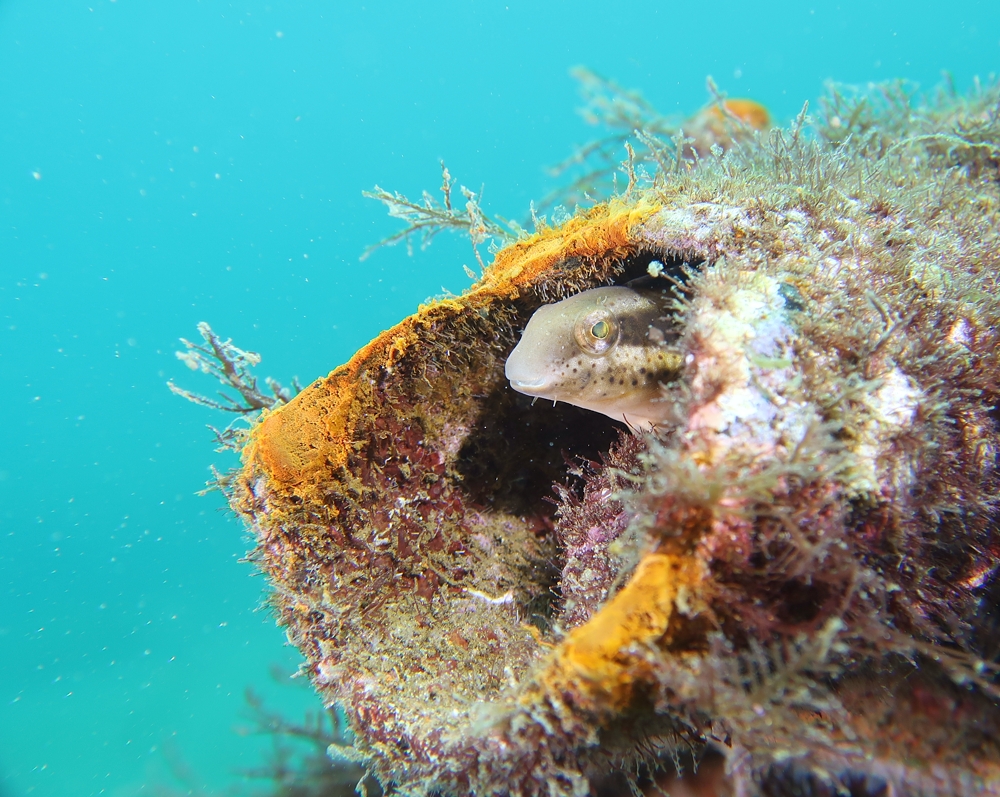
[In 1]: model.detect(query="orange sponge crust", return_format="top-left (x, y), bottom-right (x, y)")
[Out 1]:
top-left (715, 99), bottom-right (771, 130)
top-left (527, 552), bottom-right (704, 712)
top-left (684, 98), bottom-right (771, 158)
top-left (243, 199), bottom-right (657, 493)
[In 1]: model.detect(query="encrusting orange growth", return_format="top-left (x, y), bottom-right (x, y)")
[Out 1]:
top-left (685, 98), bottom-right (771, 157)
top-left (244, 199), bottom-right (658, 488)
top-left (560, 553), bottom-right (678, 685)
top-left (715, 98), bottom-right (771, 130)
top-left (530, 552), bottom-right (704, 711)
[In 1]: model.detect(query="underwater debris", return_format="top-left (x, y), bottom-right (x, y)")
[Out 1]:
top-left (179, 75), bottom-right (1000, 797)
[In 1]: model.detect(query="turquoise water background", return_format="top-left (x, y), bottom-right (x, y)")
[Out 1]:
top-left (1, 2), bottom-right (997, 794)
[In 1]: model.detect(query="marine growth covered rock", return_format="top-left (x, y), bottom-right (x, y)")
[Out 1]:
top-left (230, 83), bottom-right (1000, 796)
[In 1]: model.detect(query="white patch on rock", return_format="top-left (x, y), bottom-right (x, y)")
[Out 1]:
top-left (851, 367), bottom-right (923, 497)
top-left (947, 318), bottom-right (970, 347)
top-left (873, 368), bottom-right (920, 427)
top-left (685, 267), bottom-right (815, 463)
top-left (642, 203), bottom-right (751, 249)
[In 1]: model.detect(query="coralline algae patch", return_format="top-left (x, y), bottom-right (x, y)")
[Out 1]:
top-left (231, 118), bottom-right (1000, 795)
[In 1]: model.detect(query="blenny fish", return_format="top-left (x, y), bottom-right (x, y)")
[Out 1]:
top-left (505, 284), bottom-right (683, 429)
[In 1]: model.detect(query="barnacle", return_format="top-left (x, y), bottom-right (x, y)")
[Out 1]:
top-left (227, 81), bottom-right (1000, 796)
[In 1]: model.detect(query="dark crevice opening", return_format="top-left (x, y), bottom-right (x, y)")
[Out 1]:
top-left (610, 248), bottom-right (702, 291)
top-left (451, 249), bottom-right (704, 624)
top-left (454, 249), bottom-right (703, 518)
top-left (454, 385), bottom-right (621, 516)
top-left (973, 566), bottom-right (1000, 667)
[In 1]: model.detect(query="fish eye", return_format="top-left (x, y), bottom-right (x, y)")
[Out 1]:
top-left (574, 310), bottom-right (618, 355)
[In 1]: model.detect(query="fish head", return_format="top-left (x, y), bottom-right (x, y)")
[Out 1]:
top-left (505, 286), bottom-right (682, 428)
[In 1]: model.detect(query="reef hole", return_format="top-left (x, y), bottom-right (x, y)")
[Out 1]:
top-left (608, 248), bottom-right (702, 290)
top-left (448, 248), bottom-right (702, 627)
top-left (454, 248), bottom-right (699, 518)
top-left (973, 567), bottom-right (1000, 666)
top-left (454, 384), bottom-right (622, 516)
top-left (772, 578), bottom-right (834, 629)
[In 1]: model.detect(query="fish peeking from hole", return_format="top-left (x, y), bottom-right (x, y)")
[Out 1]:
top-left (505, 281), bottom-right (683, 431)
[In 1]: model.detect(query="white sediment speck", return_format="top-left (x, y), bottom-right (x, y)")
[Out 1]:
top-left (947, 318), bottom-right (971, 347)
top-left (465, 588), bottom-right (514, 606)
top-left (872, 368), bottom-right (920, 428)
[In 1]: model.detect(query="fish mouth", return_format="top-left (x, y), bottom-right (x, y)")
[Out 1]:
top-left (509, 378), bottom-right (551, 395)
